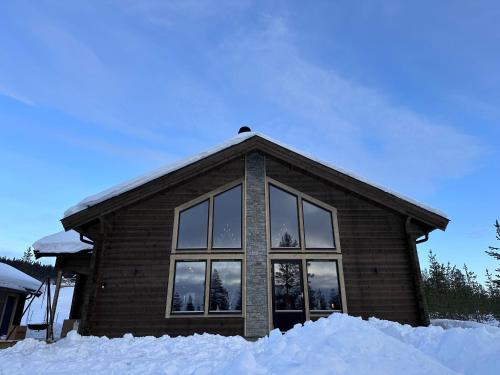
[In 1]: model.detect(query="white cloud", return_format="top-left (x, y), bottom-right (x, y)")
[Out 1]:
top-left (217, 17), bottom-right (484, 194)
top-left (0, 5), bottom-right (484, 197)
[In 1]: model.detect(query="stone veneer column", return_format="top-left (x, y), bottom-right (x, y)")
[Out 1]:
top-left (245, 151), bottom-right (269, 338)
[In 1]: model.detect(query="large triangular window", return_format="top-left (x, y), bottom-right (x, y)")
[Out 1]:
top-left (175, 183), bottom-right (242, 251)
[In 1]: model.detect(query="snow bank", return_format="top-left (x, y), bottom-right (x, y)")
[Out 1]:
top-left (32, 230), bottom-right (93, 255)
top-left (368, 317), bottom-right (500, 375)
top-left (0, 262), bottom-right (41, 294)
top-left (4, 314), bottom-right (499, 375)
top-left (431, 318), bottom-right (500, 331)
top-left (63, 132), bottom-right (447, 219)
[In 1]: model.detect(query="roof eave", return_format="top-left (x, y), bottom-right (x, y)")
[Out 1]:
top-left (61, 135), bottom-right (448, 232)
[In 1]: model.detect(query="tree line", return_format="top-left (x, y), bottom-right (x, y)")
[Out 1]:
top-left (422, 220), bottom-right (500, 322)
top-left (0, 248), bottom-right (58, 281)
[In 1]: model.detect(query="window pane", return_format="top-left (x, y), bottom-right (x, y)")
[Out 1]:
top-left (273, 261), bottom-right (303, 310)
top-left (307, 261), bottom-right (342, 311)
top-left (303, 200), bottom-right (335, 249)
top-left (209, 261), bottom-right (242, 312)
top-left (269, 185), bottom-right (300, 248)
top-left (177, 200), bottom-right (209, 249)
top-left (212, 185), bottom-right (242, 248)
top-left (172, 261), bottom-right (206, 313)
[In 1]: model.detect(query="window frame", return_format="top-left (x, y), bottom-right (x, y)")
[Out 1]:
top-left (268, 184), bottom-right (302, 250)
top-left (306, 259), bottom-right (343, 313)
top-left (302, 199), bottom-right (336, 250)
top-left (208, 259), bottom-right (243, 314)
top-left (267, 253), bottom-right (348, 327)
top-left (211, 184), bottom-right (243, 250)
top-left (171, 179), bottom-right (245, 254)
top-left (170, 260), bottom-right (208, 315)
top-left (266, 178), bottom-right (341, 253)
top-left (175, 199), bottom-right (210, 250)
top-left (165, 253), bottom-right (245, 318)
top-left (265, 177), bottom-right (347, 330)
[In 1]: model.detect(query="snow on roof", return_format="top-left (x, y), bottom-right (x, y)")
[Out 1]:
top-left (0, 262), bottom-right (42, 294)
top-left (32, 230), bottom-right (93, 255)
top-left (63, 132), bottom-right (448, 220)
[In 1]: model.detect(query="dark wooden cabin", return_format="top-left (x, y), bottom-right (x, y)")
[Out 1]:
top-left (0, 262), bottom-right (42, 340)
top-left (36, 131), bottom-right (449, 339)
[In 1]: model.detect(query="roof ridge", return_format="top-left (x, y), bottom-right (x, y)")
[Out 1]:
top-left (63, 132), bottom-right (447, 220)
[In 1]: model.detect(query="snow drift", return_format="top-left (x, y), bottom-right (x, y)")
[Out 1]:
top-left (2, 313), bottom-right (499, 375)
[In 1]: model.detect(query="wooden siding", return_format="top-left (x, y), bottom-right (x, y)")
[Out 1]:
top-left (82, 157), bottom-right (245, 337)
top-left (266, 156), bottom-right (423, 326)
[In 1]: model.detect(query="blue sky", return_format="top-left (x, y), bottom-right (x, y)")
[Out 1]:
top-left (0, 1), bottom-right (499, 280)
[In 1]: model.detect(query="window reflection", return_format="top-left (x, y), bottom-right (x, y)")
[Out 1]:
top-left (307, 261), bottom-right (342, 311)
top-left (209, 261), bottom-right (242, 312)
top-left (177, 200), bottom-right (209, 249)
top-left (303, 200), bottom-right (335, 249)
top-left (212, 185), bottom-right (242, 249)
top-left (172, 261), bottom-right (206, 313)
top-left (273, 261), bottom-right (303, 310)
top-left (269, 185), bottom-right (300, 248)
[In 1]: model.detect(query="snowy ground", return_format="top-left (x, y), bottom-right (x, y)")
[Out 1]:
top-left (21, 285), bottom-right (74, 339)
top-left (2, 313), bottom-right (500, 375)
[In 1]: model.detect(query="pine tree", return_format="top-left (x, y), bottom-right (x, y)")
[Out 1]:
top-left (279, 231), bottom-right (298, 247)
top-left (234, 290), bottom-right (242, 311)
top-left (186, 295), bottom-right (195, 311)
top-left (209, 269), bottom-right (229, 311)
top-left (21, 247), bottom-right (34, 264)
top-left (274, 263), bottom-right (301, 309)
top-left (317, 289), bottom-right (327, 310)
top-left (485, 270), bottom-right (499, 297)
top-left (172, 292), bottom-right (183, 311)
top-left (485, 220), bottom-right (500, 287)
top-left (422, 250), bottom-right (499, 321)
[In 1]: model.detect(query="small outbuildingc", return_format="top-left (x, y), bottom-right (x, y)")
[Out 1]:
top-left (34, 130), bottom-right (449, 339)
top-left (0, 262), bottom-right (42, 341)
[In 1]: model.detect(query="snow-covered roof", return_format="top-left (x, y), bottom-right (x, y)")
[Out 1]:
top-left (0, 262), bottom-right (42, 294)
top-left (63, 132), bottom-right (448, 220)
top-left (32, 230), bottom-right (93, 256)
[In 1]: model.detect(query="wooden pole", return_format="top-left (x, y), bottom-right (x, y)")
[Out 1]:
top-left (45, 277), bottom-right (51, 341)
top-left (49, 270), bottom-right (63, 341)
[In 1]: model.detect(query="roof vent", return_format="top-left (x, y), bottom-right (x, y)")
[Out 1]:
top-left (238, 126), bottom-right (251, 134)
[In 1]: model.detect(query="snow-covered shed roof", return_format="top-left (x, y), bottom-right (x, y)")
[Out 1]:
top-left (0, 262), bottom-right (42, 294)
top-left (32, 230), bottom-right (93, 257)
top-left (62, 132), bottom-right (448, 229)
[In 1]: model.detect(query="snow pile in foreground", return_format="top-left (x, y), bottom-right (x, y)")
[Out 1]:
top-left (2, 313), bottom-right (500, 375)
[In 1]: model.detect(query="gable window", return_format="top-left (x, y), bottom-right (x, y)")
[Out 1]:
top-left (269, 185), bottom-right (300, 248)
top-left (174, 182), bottom-right (243, 252)
top-left (268, 182), bottom-right (337, 251)
top-left (171, 261), bottom-right (207, 313)
top-left (212, 185), bottom-right (242, 249)
top-left (177, 201), bottom-right (209, 249)
top-left (303, 200), bottom-right (335, 249)
top-left (168, 180), bottom-right (244, 318)
top-left (306, 260), bottom-right (342, 312)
